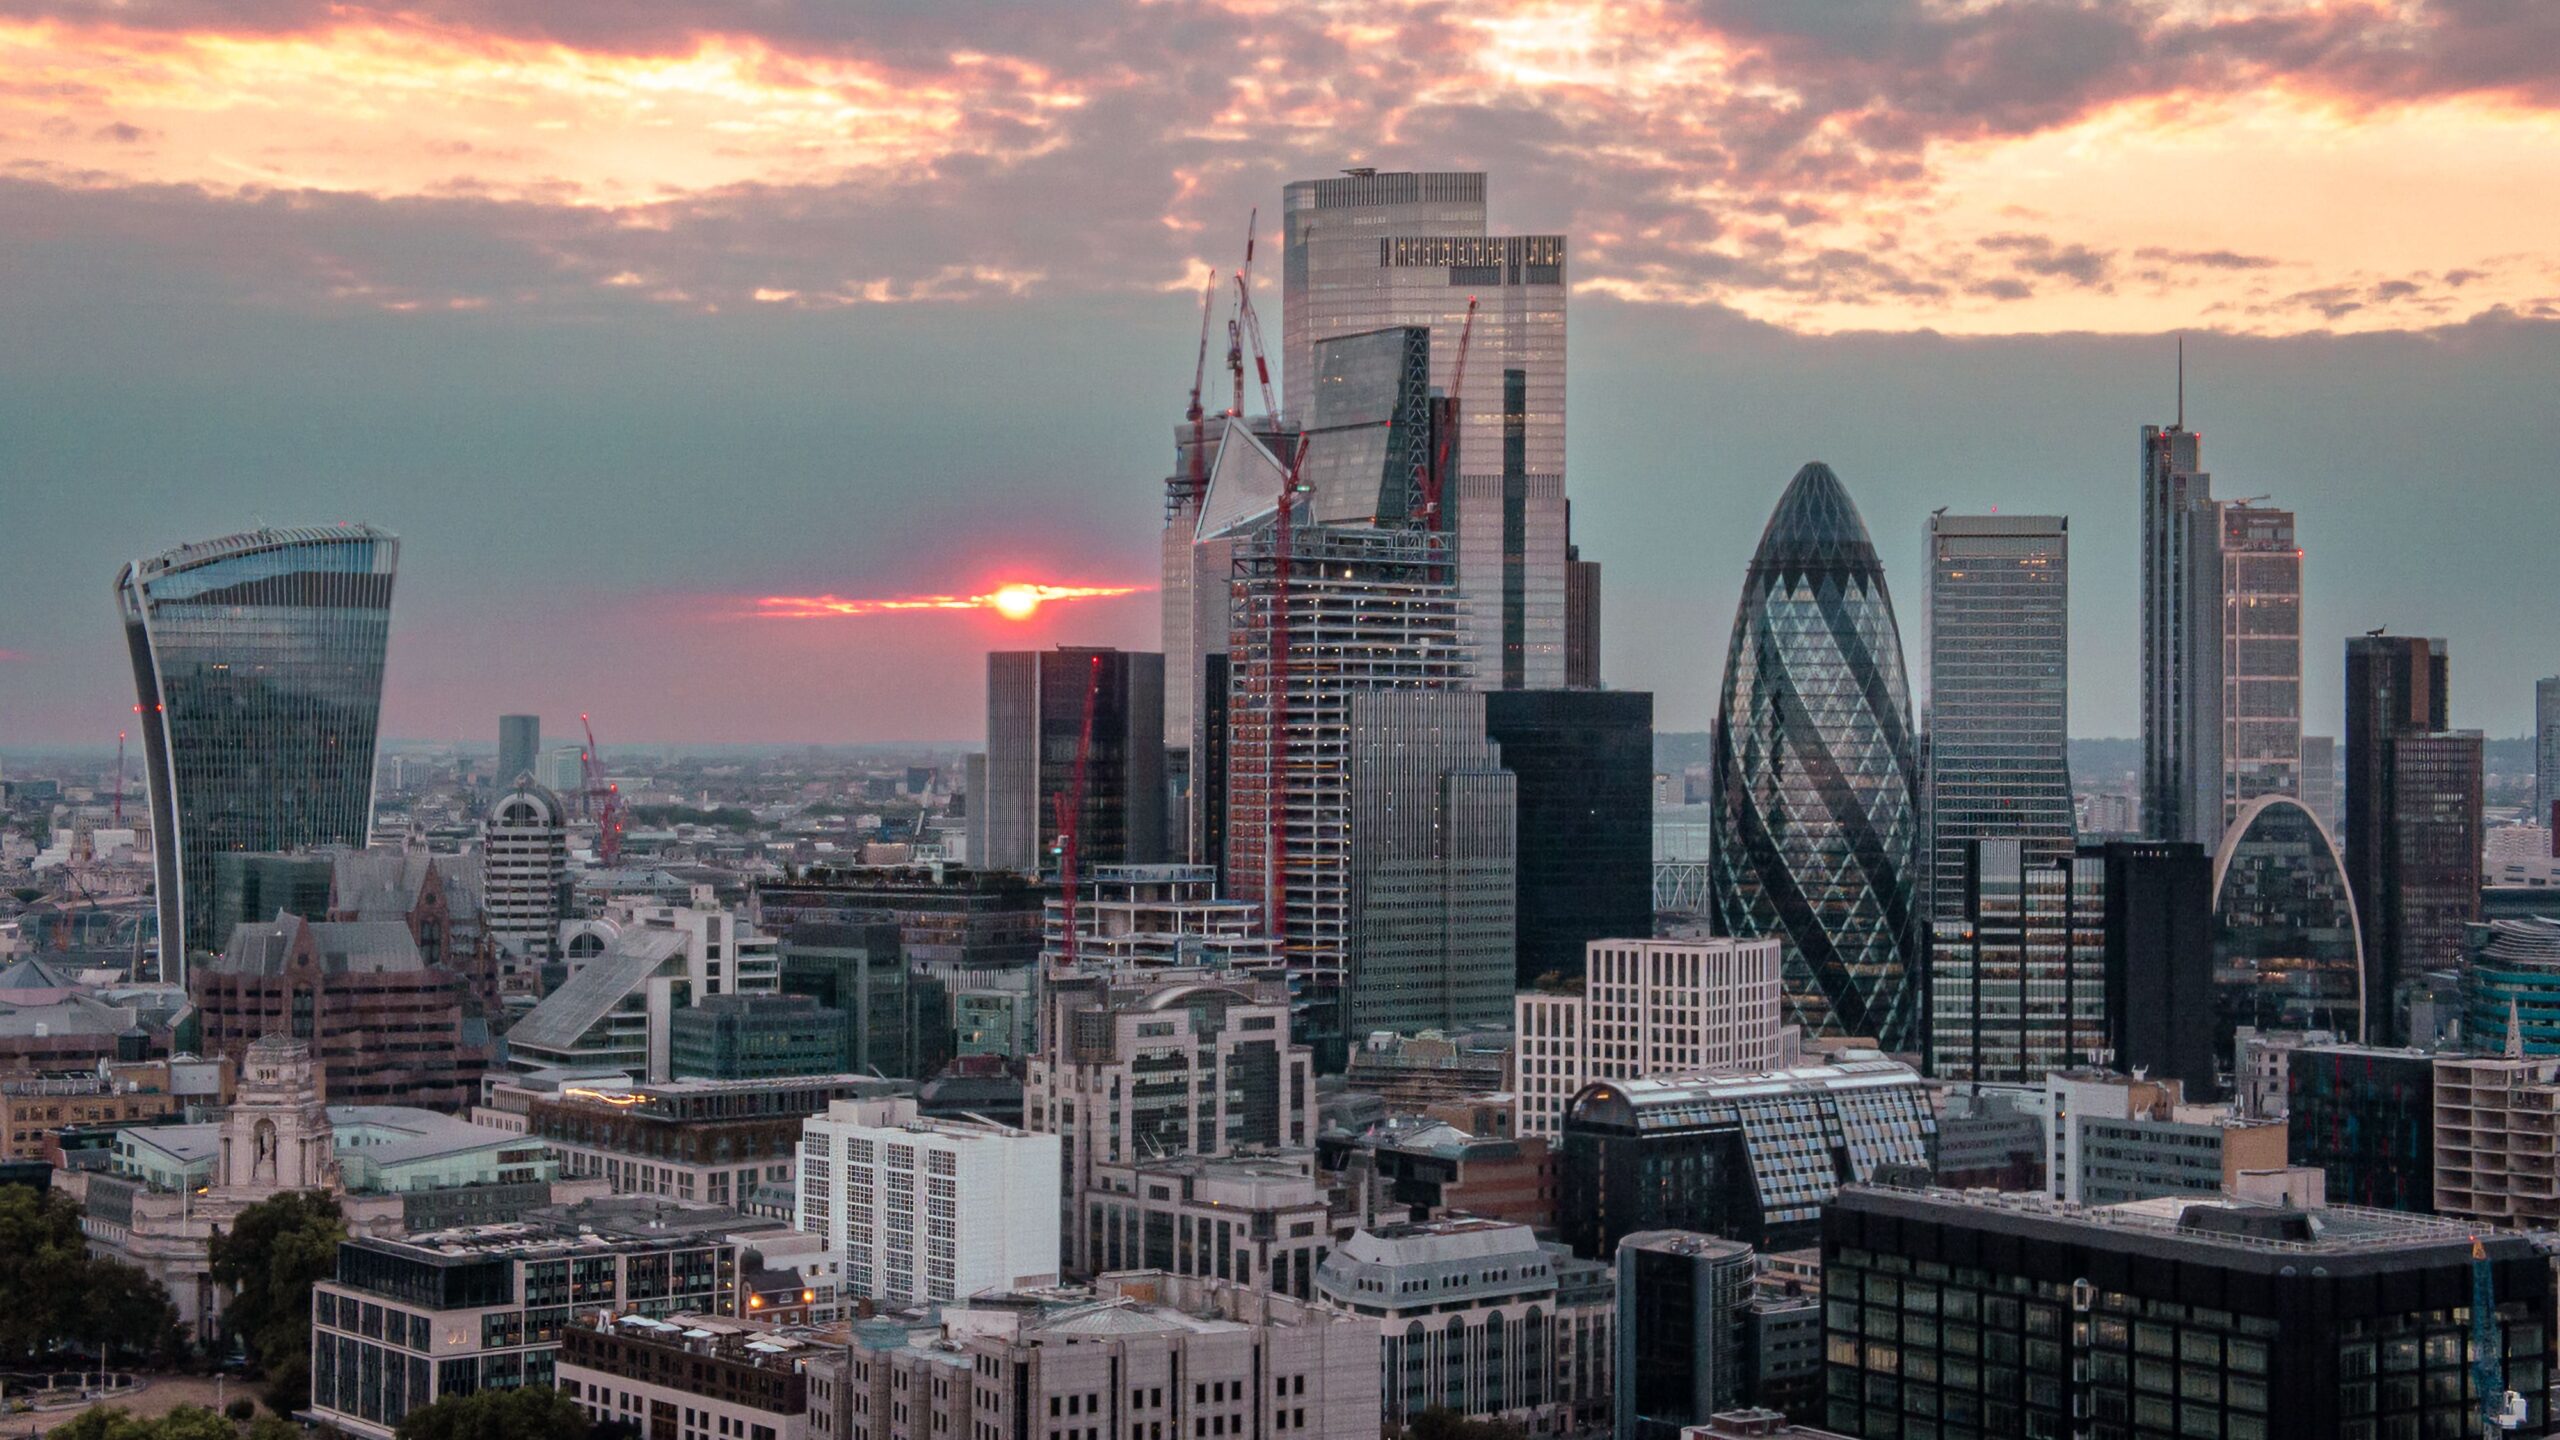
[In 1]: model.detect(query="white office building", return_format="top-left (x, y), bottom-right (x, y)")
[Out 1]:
top-left (795, 1096), bottom-right (1059, 1308)
top-left (1514, 937), bottom-right (1784, 1140)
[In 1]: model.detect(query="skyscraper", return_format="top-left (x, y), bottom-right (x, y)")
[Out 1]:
top-left (2539, 677), bottom-right (2560, 828)
top-left (2345, 634), bottom-right (2482, 1041)
top-left (1927, 839), bottom-right (2109, 1084)
top-left (117, 525), bottom-right (399, 968)
top-left (1922, 512), bottom-right (2072, 922)
top-left (2210, 794), bottom-right (2366, 1048)
top-left (484, 776), bottom-right (569, 988)
top-left (982, 647), bottom-right (1166, 877)
top-left (497, 713), bottom-right (540, 788)
top-left (2097, 840), bottom-right (2218, 1097)
top-left (1711, 463), bottom-right (1924, 1049)
top-left (1281, 169), bottom-right (1575, 690)
top-left (1481, 688), bottom-right (1654, 985)
top-left (1343, 690), bottom-right (1515, 1035)
top-left (2215, 500), bottom-right (2303, 826)
top-left (2139, 407), bottom-right (2219, 848)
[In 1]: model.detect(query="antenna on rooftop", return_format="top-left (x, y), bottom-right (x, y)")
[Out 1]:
top-left (2175, 334), bottom-right (2185, 430)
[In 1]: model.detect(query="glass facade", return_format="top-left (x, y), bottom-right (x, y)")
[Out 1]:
top-left (116, 525), bottom-right (398, 967)
top-left (982, 648), bottom-right (1166, 876)
top-left (2218, 503), bottom-right (2303, 828)
top-left (2462, 918), bottom-right (2560, 1056)
top-left (2209, 796), bottom-right (2366, 1055)
top-left (2286, 1046), bottom-right (2434, 1211)
top-left (2139, 422), bottom-right (2217, 848)
top-left (1481, 689), bottom-right (1655, 986)
top-left (1712, 464), bottom-right (1924, 1049)
top-left (1928, 842), bottom-right (2109, 1084)
top-left (1923, 514), bottom-right (2072, 924)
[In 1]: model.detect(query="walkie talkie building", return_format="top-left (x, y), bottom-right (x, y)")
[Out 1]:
top-left (1711, 464), bottom-right (1924, 1050)
top-left (117, 525), bottom-right (399, 972)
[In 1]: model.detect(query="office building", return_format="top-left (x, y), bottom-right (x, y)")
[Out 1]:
top-left (1281, 170), bottom-right (1573, 691)
top-left (2298, 733), bottom-right (2338, 834)
top-left (1334, 1119), bottom-right (1556, 1230)
top-left (1513, 937), bottom-right (1784, 1140)
top-left (2209, 795), bottom-right (2366, 1055)
top-left (2540, 679), bottom-right (2560, 829)
top-left (1343, 689), bottom-right (1515, 1035)
top-left (508, 904), bottom-right (781, 1081)
top-left (197, 912), bottom-right (492, 1110)
top-left (2139, 409), bottom-right (2220, 847)
top-left (795, 1095), bottom-right (1059, 1306)
top-left (1566, 547), bottom-right (1601, 688)
top-left (117, 525), bottom-right (399, 966)
top-left (1339, 1030), bottom-right (1511, 1110)
top-left (1615, 1232), bottom-right (1756, 1440)
top-left (2467, 917), bottom-right (2560, 1055)
top-left (2043, 1071), bottom-right (2285, 1206)
top-left (1921, 513), bottom-right (2072, 923)
top-left (2214, 501), bottom-right (2304, 828)
top-left (2230, 1025), bottom-right (2342, 1121)
top-left (309, 1198), bottom-right (762, 1440)
top-left (814, 1272), bottom-right (1380, 1440)
top-left (2284, 1043), bottom-right (2434, 1211)
top-left (1080, 1151), bottom-right (1334, 1299)
top-left (983, 647), bottom-right (1167, 876)
top-left (558, 1313), bottom-right (810, 1440)
top-left (497, 713), bottom-right (540, 787)
top-left (1027, 967), bottom-right (1316, 1270)
top-left (1821, 1183), bottom-right (2555, 1440)
top-left (206, 852), bottom-right (335, 950)
top-left (1711, 464), bottom-right (1924, 1049)
top-left (524, 1073), bottom-right (906, 1208)
top-left (1927, 841), bottom-right (2109, 1085)
top-left (776, 920), bottom-right (911, 1080)
top-left (2095, 840), bottom-right (2218, 1096)
top-left (1314, 1218), bottom-right (1612, 1434)
top-left (483, 777), bottom-right (569, 986)
top-left (1556, 1056), bottom-right (1935, 1255)
top-left (668, 994), bottom-right (848, 1081)
top-left (1039, 864), bottom-right (1281, 975)
top-left (756, 866), bottom-right (1048, 973)
top-left (1482, 688), bottom-right (1655, 986)
top-left (2346, 634), bottom-right (2482, 1041)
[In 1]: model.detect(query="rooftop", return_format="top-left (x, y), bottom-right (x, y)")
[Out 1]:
top-left (1841, 1184), bottom-right (2537, 1265)
top-left (573, 1312), bottom-right (823, 1374)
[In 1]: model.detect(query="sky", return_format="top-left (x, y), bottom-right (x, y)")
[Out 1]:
top-left (3, 0), bottom-right (2558, 750)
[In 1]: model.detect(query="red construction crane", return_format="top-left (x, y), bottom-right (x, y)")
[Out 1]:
top-left (112, 729), bottom-right (127, 827)
top-left (579, 712), bottom-right (624, 867)
top-left (1050, 655), bottom-right (1104, 966)
top-left (1231, 208), bottom-right (1279, 421)
top-left (1418, 296), bottom-right (1478, 529)
top-left (1262, 436), bottom-right (1312, 941)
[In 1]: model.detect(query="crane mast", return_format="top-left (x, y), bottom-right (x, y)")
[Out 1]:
top-left (579, 712), bottom-right (624, 868)
top-left (1419, 295), bottom-right (1478, 529)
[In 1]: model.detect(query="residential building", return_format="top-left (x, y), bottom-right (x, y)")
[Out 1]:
top-left (1513, 936), bottom-right (1784, 1140)
top-left (198, 911), bottom-right (491, 1110)
top-left (776, 920), bottom-right (911, 1080)
top-left (1926, 841), bottom-right (2109, 1085)
top-left (2345, 634), bottom-right (2482, 1041)
top-left (1281, 169), bottom-right (1573, 691)
top-left (1921, 513), bottom-right (2072, 923)
top-left (795, 1095), bottom-right (1059, 1306)
top-left (483, 778), bottom-right (569, 986)
top-left (1314, 1218), bottom-right (1612, 1435)
top-left (811, 1272), bottom-right (1380, 1440)
top-left (1711, 464), bottom-right (1923, 1049)
top-left (1343, 689), bottom-right (1516, 1035)
top-left (1481, 689), bottom-right (1654, 986)
top-left (669, 994), bottom-right (849, 1081)
top-left (1823, 1182), bottom-right (2555, 1440)
top-left (1556, 1056), bottom-right (1935, 1256)
top-left (983, 647), bottom-right (1167, 876)
top-left (1080, 1151), bottom-right (1333, 1298)
top-left (558, 1313), bottom-right (810, 1440)
top-left (116, 525), bottom-right (399, 965)
top-left (2042, 1070), bottom-right (2286, 1206)
top-left (1615, 1231), bottom-right (1756, 1440)
top-left (2209, 796), bottom-right (2366, 1057)
top-left (2434, 1051), bottom-right (2560, 1228)
top-left (309, 1197), bottom-right (767, 1440)
top-left (1026, 967), bottom-right (1316, 1270)
top-left (526, 1074), bottom-right (908, 1208)
top-left (2284, 1044), bottom-right (2434, 1211)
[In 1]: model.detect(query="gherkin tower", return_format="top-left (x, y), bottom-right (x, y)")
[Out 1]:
top-left (1711, 463), bottom-right (1924, 1049)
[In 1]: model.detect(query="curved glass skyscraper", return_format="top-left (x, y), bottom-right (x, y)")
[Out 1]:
top-left (1712, 464), bottom-right (1923, 1048)
top-left (2210, 794), bottom-right (2365, 1047)
top-left (117, 526), bottom-right (399, 971)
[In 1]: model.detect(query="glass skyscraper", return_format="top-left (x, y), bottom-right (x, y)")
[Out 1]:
top-left (116, 525), bottom-right (399, 970)
top-left (2210, 794), bottom-right (2367, 1050)
top-left (1922, 512), bottom-right (2072, 923)
top-left (1711, 463), bottom-right (1924, 1049)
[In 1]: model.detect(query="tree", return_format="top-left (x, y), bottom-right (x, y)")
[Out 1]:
top-left (394, 1386), bottom-right (595, 1440)
top-left (207, 1190), bottom-right (344, 1414)
top-left (78, 1254), bottom-right (186, 1368)
top-left (53, 1406), bottom-right (240, 1440)
top-left (0, 1184), bottom-right (96, 1358)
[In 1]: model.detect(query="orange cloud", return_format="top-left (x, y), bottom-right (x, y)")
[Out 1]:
top-left (750, 584), bottom-right (1148, 620)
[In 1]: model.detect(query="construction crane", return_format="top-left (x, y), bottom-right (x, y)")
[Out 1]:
top-left (1417, 295), bottom-right (1478, 529)
top-left (1175, 271), bottom-right (1220, 512)
top-left (579, 712), bottom-right (624, 868)
top-left (1050, 655), bottom-right (1103, 967)
top-left (111, 729), bottom-right (127, 827)
top-left (1262, 436), bottom-right (1313, 941)
top-left (2473, 1237), bottom-right (2525, 1433)
top-left (1231, 208), bottom-right (1279, 422)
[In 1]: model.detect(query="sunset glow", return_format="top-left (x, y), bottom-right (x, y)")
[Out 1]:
top-left (752, 584), bottom-right (1148, 622)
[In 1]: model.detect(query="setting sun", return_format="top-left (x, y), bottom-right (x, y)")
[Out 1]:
top-left (991, 584), bottom-right (1043, 621)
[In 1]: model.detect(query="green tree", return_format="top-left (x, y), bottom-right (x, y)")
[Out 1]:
top-left (207, 1190), bottom-right (344, 1414)
top-left (0, 1184), bottom-right (94, 1358)
top-left (78, 1254), bottom-right (186, 1367)
top-left (394, 1385), bottom-right (594, 1440)
top-left (53, 1405), bottom-right (239, 1440)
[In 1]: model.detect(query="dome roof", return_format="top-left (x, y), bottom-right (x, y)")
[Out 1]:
top-left (1749, 462), bottom-right (1882, 579)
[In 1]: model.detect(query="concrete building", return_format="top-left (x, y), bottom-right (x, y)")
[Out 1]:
top-left (1343, 689), bottom-right (1516, 1036)
top-left (1027, 967), bottom-right (1316, 1270)
top-left (482, 777), bottom-right (569, 987)
top-left (811, 1272), bottom-right (1380, 1440)
top-left (558, 1313), bottom-right (811, 1440)
top-left (1080, 1150), bottom-right (1334, 1298)
top-left (2043, 1071), bottom-right (2286, 1206)
top-left (2433, 1050), bottom-right (2560, 1229)
top-left (2230, 1026), bottom-right (2344, 1120)
top-left (0, 1065), bottom-right (187, 1162)
top-left (507, 902), bottom-right (781, 1081)
top-left (198, 911), bottom-right (492, 1110)
top-left (983, 647), bottom-right (1167, 876)
top-left (1038, 864), bottom-right (1280, 976)
top-left (1921, 513), bottom-right (2072, 923)
top-left (795, 1095), bottom-right (1059, 1307)
top-left (669, 993), bottom-right (849, 1081)
top-left (1315, 1217), bottom-right (1612, 1435)
top-left (1513, 937), bottom-right (1784, 1140)
top-left (310, 1197), bottom-right (771, 1439)
top-left (526, 1074), bottom-right (908, 1208)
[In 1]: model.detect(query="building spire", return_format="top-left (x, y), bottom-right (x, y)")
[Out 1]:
top-left (2509, 996), bottom-right (2525, 1060)
top-left (2176, 334), bottom-right (2185, 431)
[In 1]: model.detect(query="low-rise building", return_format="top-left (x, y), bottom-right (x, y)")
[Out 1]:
top-left (526, 1073), bottom-right (909, 1207)
top-left (795, 1095), bottom-right (1059, 1307)
top-left (1340, 1030), bottom-right (1512, 1112)
top-left (1515, 938), bottom-right (1784, 1141)
top-left (0, 1067), bottom-right (183, 1161)
top-left (2045, 1071), bottom-right (2287, 1206)
top-left (1332, 1119), bottom-right (1555, 1230)
top-left (1081, 1151), bottom-right (1335, 1298)
top-left (2435, 1051), bottom-right (2560, 1227)
top-left (559, 1313), bottom-right (812, 1440)
top-left (1314, 1217), bottom-right (1613, 1436)
top-left (2284, 1043), bottom-right (2435, 1212)
top-left (670, 994), bottom-right (849, 1081)
top-left (198, 911), bottom-right (493, 1109)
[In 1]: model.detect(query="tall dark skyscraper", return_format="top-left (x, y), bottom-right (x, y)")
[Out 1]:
top-left (497, 713), bottom-right (540, 786)
top-left (2345, 634), bottom-right (2482, 1041)
top-left (2098, 840), bottom-right (2217, 1097)
top-left (1922, 512), bottom-right (2072, 922)
top-left (1483, 688), bottom-right (1654, 985)
top-left (1711, 463), bottom-right (1924, 1049)
top-left (983, 647), bottom-right (1166, 877)
top-left (116, 525), bottom-right (399, 970)
top-left (2140, 405), bottom-right (2217, 848)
